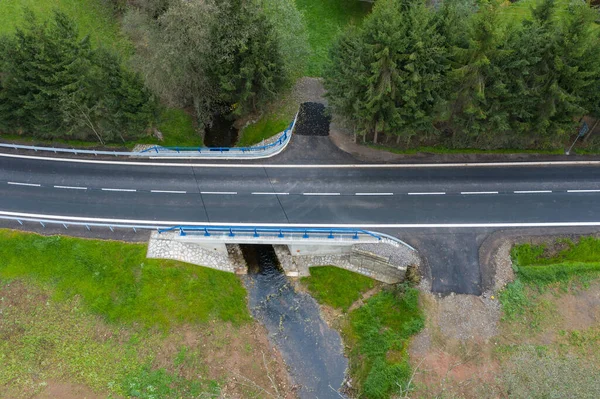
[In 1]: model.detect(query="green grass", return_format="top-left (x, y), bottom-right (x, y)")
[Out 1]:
top-left (152, 108), bottom-right (202, 147)
top-left (343, 286), bottom-right (424, 399)
top-left (367, 143), bottom-right (565, 155)
top-left (0, 281), bottom-right (221, 398)
top-left (0, 0), bottom-right (133, 58)
top-left (301, 266), bottom-right (375, 311)
top-left (295, 0), bottom-right (371, 76)
top-left (499, 0), bottom-right (574, 25)
top-left (237, 116), bottom-right (290, 147)
top-left (0, 107), bottom-right (201, 149)
top-left (511, 237), bottom-right (600, 286)
top-left (0, 230), bottom-right (251, 329)
top-left (500, 236), bottom-right (600, 324)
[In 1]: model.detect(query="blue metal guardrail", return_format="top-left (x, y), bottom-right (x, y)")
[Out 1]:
top-left (0, 215), bottom-right (416, 251)
top-left (0, 115), bottom-right (297, 158)
top-left (158, 226), bottom-right (383, 241)
top-left (140, 120), bottom-right (295, 154)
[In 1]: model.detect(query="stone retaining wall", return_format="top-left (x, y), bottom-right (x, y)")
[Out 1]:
top-left (274, 244), bottom-right (411, 284)
top-left (147, 231), bottom-right (246, 274)
top-left (147, 232), bottom-right (419, 284)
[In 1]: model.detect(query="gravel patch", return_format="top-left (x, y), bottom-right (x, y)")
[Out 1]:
top-left (290, 77), bottom-right (327, 105)
top-left (436, 293), bottom-right (502, 342)
top-left (355, 241), bottom-right (421, 269)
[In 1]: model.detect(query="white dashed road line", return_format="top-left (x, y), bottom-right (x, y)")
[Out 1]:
top-left (251, 192), bottom-right (289, 195)
top-left (303, 193), bottom-right (341, 196)
top-left (514, 190), bottom-right (552, 194)
top-left (150, 190), bottom-right (187, 194)
top-left (460, 191), bottom-right (499, 195)
top-left (101, 188), bottom-right (137, 192)
top-left (7, 182), bottom-right (41, 187)
top-left (567, 189), bottom-right (600, 193)
top-left (355, 193), bottom-right (394, 196)
top-left (201, 191), bottom-right (237, 195)
top-left (54, 185), bottom-right (87, 190)
top-left (407, 192), bottom-right (446, 196)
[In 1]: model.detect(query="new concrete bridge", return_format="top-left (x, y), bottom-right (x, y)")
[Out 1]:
top-left (2, 151), bottom-right (600, 294)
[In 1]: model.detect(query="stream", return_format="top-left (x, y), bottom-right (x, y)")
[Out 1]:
top-left (204, 113), bottom-right (238, 147)
top-left (242, 245), bottom-right (348, 398)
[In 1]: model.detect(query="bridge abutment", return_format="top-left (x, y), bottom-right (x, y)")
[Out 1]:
top-left (146, 231), bottom-right (419, 284)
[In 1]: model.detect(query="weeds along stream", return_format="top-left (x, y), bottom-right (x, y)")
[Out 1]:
top-left (240, 245), bottom-right (348, 398)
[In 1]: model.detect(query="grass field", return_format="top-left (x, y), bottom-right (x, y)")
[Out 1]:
top-left (237, 115), bottom-right (291, 147)
top-left (301, 266), bottom-right (375, 311)
top-left (0, 281), bottom-right (222, 398)
top-left (500, 237), bottom-right (600, 322)
top-left (344, 286), bottom-right (424, 399)
top-left (295, 0), bottom-right (371, 76)
top-left (0, 230), bottom-right (250, 328)
top-left (0, 230), bottom-right (291, 398)
top-left (491, 237), bottom-right (600, 397)
top-left (153, 108), bottom-right (202, 147)
top-left (303, 267), bottom-right (423, 399)
top-left (0, 0), bottom-right (132, 57)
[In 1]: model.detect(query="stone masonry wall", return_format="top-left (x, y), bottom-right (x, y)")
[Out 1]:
top-left (274, 241), bottom-right (419, 284)
top-left (147, 233), bottom-right (420, 284)
top-left (147, 231), bottom-right (246, 274)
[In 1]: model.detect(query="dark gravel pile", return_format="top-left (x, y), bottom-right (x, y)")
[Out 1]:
top-left (294, 102), bottom-right (331, 136)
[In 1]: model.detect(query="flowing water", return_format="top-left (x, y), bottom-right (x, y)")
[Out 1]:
top-left (242, 245), bottom-right (348, 398)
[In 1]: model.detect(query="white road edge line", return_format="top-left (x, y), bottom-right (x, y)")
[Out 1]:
top-left (567, 189), bottom-right (600, 193)
top-left (7, 182), bottom-right (41, 187)
top-left (355, 193), bottom-right (393, 196)
top-left (101, 188), bottom-right (136, 192)
top-left (460, 191), bottom-right (498, 195)
top-left (407, 192), bottom-right (446, 196)
top-left (303, 193), bottom-right (341, 196)
top-left (251, 192), bottom-right (289, 195)
top-left (201, 191), bottom-right (237, 195)
top-left (54, 185), bottom-right (87, 190)
top-left (514, 190), bottom-right (552, 194)
top-left (2, 210), bottom-right (600, 228)
top-left (5, 151), bottom-right (600, 169)
top-left (150, 190), bottom-right (187, 194)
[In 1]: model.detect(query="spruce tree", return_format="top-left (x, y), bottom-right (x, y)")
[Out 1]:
top-left (448, 0), bottom-right (509, 146)
top-left (325, 0), bottom-right (449, 144)
top-left (0, 10), bottom-right (90, 137)
top-left (0, 10), bottom-right (155, 142)
top-left (209, 0), bottom-right (285, 116)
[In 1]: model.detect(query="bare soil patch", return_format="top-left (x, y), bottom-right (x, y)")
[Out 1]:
top-left (554, 283), bottom-right (600, 331)
top-left (152, 321), bottom-right (293, 398)
top-left (409, 280), bottom-right (600, 398)
top-left (33, 380), bottom-right (105, 399)
top-left (0, 280), bottom-right (293, 399)
top-left (408, 290), bottom-right (503, 398)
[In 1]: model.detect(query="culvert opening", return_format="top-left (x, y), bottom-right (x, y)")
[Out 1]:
top-left (239, 244), bottom-right (283, 275)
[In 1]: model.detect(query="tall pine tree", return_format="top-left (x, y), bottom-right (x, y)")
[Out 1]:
top-left (325, 0), bottom-right (449, 144)
top-left (209, 0), bottom-right (285, 116)
top-left (0, 10), bottom-right (155, 142)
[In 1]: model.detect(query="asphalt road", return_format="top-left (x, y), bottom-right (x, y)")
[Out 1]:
top-left (3, 155), bottom-right (600, 295)
top-left (2, 156), bottom-right (600, 225)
